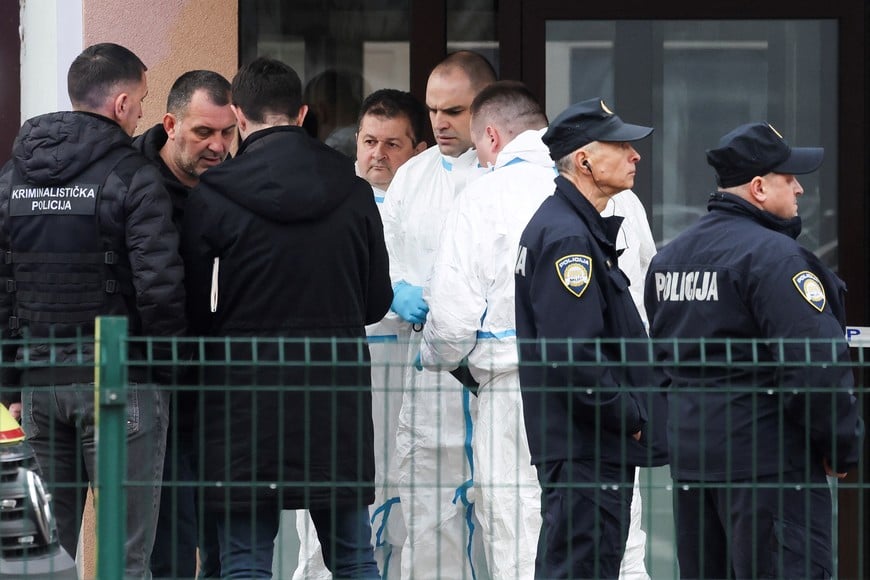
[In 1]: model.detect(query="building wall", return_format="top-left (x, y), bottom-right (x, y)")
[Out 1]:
top-left (82, 0), bottom-right (238, 134)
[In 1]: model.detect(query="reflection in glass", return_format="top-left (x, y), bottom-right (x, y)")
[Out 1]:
top-left (447, 0), bottom-right (499, 75)
top-left (241, 0), bottom-right (412, 156)
top-left (545, 20), bottom-right (838, 269)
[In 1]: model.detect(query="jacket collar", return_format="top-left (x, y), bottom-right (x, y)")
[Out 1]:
top-left (708, 191), bottom-right (802, 239)
top-left (554, 175), bottom-right (623, 254)
top-left (237, 125), bottom-right (306, 156)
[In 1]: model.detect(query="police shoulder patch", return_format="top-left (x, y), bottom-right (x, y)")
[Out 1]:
top-left (792, 270), bottom-right (826, 312)
top-left (555, 254), bottom-right (592, 298)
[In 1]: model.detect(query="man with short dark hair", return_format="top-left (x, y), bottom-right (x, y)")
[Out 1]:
top-left (420, 79), bottom-right (549, 579)
top-left (295, 87), bottom-right (429, 580)
top-left (181, 57), bottom-right (391, 578)
top-left (135, 70), bottom-right (236, 219)
top-left (380, 50), bottom-right (496, 578)
top-left (515, 97), bottom-right (668, 578)
top-left (0, 42), bottom-right (184, 576)
top-left (355, 88), bottom-right (428, 195)
top-left (133, 69), bottom-right (234, 579)
top-left (645, 122), bottom-right (864, 578)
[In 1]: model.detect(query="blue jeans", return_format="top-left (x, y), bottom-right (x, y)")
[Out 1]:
top-left (22, 382), bottom-right (168, 578)
top-left (214, 505), bottom-right (380, 579)
top-left (150, 400), bottom-right (220, 578)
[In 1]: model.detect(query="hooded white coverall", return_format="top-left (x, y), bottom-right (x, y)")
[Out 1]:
top-left (419, 129), bottom-right (552, 579)
top-left (382, 145), bottom-right (488, 579)
top-left (421, 130), bottom-right (654, 579)
top-left (602, 188), bottom-right (657, 580)
top-left (295, 179), bottom-right (409, 580)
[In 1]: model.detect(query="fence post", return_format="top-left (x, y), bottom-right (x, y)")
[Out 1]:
top-left (94, 316), bottom-right (128, 579)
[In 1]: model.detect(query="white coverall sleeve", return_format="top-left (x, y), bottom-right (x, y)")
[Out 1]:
top-left (420, 195), bottom-right (485, 370)
top-left (610, 190), bottom-right (656, 328)
top-left (381, 163), bottom-right (409, 286)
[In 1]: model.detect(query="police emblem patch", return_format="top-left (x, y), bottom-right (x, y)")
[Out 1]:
top-left (792, 270), bottom-right (826, 312)
top-left (555, 254), bottom-right (592, 298)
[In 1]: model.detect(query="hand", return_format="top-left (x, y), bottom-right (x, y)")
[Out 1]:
top-left (7, 403), bottom-right (21, 422)
top-left (632, 430), bottom-right (642, 441)
top-left (391, 282), bottom-right (429, 325)
top-left (823, 457), bottom-right (847, 479)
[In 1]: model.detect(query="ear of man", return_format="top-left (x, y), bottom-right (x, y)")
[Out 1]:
top-left (162, 112), bottom-right (178, 139)
top-left (575, 149), bottom-right (592, 174)
top-left (748, 175), bottom-right (767, 204)
top-left (113, 91), bottom-right (130, 124)
top-left (294, 104), bottom-right (309, 127)
top-left (485, 124), bottom-right (502, 157)
top-left (230, 104), bottom-right (247, 133)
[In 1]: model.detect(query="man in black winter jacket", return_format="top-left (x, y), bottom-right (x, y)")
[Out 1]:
top-left (0, 43), bottom-right (185, 576)
top-left (181, 57), bottom-right (392, 578)
top-left (645, 123), bottom-right (864, 578)
top-left (133, 69), bottom-right (235, 579)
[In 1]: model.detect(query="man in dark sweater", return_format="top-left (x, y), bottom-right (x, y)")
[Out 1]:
top-left (133, 70), bottom-right (235, 579)
top-left (134, 70), bottom-right (236, 225)
top-left (181, 57), bottom-right (391, 578)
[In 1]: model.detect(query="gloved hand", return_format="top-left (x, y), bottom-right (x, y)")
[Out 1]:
top-left (391, 282), bottom-right (429, 325)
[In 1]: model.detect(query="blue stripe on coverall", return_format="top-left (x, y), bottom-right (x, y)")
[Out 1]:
top-left (452, 388), bottom-right (478, 580)
top-left (370, 496), bottom-right (401, 579)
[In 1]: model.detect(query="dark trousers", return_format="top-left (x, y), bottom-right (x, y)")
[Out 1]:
top-left (674, 468), bottom-right (833, 579)
top-left (535, 459), bottom-right (633, 579)
top-left (150, 402), bottom-right (220, 578)
top-left (211, 504), bottom-right (380, 579)
top-left (23, 383), bottom-right (167, 578)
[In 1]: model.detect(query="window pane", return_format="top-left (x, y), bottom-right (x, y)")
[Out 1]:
top-left (241, 0), bottom-right (411, 156)
top-left (447, 0), bottom-right (499, 74)
top-left (545, 20), bottom-right (839, 269)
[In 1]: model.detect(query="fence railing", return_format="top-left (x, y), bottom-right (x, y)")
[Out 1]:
top-left (0, 316), bottom-right (867, 578)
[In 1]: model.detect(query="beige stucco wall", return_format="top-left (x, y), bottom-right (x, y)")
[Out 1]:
top-left (83, 0), bottom-right (238, 136)
top-left (76, 2), bottom-right (237, 576)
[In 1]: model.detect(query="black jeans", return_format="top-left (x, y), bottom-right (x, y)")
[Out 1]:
top-left (23, 383), bottom-right (168, 578)
top-left (150, 402), bottom-right (220, 578)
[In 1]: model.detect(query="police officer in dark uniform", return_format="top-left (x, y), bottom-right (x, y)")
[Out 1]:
top-left (515, 98), bottom-right (668, 579)
top-left (645, 123), bottom-right (864, 578)
top-left (0, 43), bottom-right (184, 575)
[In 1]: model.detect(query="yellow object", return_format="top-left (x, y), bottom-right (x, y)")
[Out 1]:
top-left (0, 403), bottom-right (25, 443)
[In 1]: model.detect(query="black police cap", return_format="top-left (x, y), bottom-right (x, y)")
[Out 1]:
top-left (542, 97), bottom-right (653, 161)
top-left (706, 122), bottom-right (824, 188)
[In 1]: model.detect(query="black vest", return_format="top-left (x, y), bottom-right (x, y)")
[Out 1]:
top-left (5, 150), bottom-right (140, 339)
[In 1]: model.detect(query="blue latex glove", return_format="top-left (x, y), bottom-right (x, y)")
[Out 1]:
top-left (414, 352), bottom-right (423, 371)
top-left (391, 282), bottom-right (429, 325)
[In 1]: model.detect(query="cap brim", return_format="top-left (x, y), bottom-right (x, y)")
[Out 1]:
top-left (598, 122), bottom-right (654, 143)
top-left (772, 146), bottom-right (824, 175)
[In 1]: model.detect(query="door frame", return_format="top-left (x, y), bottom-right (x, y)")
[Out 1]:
top-left (514, 2), bottom-right (866, 575)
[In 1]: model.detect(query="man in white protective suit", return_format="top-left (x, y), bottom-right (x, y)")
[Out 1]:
top-left (600, 190), bottom-right (657, 580)
top-left (418, 80), bottom-right (549, 580)
top-left (381, 51), bottom-right (496, 579)
top-left (419, 81), bottom-right (655, 579)
top-left (295, 88), bottom-right (428, 580)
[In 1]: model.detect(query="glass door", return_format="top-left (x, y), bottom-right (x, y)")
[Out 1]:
top-left (544, 19), bottom-right (838, 267)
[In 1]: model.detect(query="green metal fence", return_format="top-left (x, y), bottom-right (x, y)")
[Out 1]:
top-left (1, 316), bottom-right (867, 578)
